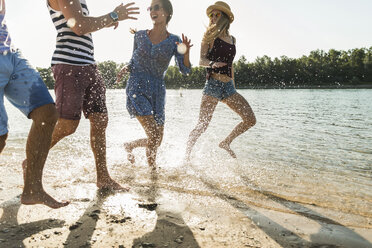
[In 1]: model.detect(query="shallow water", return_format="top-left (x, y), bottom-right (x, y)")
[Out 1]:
top-left (1, 89), bottom-right (371, 227)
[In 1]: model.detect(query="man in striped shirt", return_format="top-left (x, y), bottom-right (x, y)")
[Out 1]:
top-left (47, 0), bottom-right (139, 191)
top-left (0, 0), bottom-right (69, 208)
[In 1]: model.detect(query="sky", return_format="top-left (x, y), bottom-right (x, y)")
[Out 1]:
top-left (4, 0), bottom-right (372, 68)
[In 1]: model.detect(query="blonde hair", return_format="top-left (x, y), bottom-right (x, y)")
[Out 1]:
top-left (202, 12), bottom-right (230, 44)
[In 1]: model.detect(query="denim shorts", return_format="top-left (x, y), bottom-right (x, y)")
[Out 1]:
top-left (126, 72), bottom-right (166, 125)
top-left (52, 64), bottom-right (107, 120)
top-left (0, 50), bottom-right (54, 136)
top-left (202, 77), bottom-right (237, 101)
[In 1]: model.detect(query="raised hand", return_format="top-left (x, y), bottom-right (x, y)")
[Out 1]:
top-left (114, 2), bottom-right (140, 21)
top-left (181, 33), bottom-right (193, 55)
top-left (212, 61), bottom-right (227, 68)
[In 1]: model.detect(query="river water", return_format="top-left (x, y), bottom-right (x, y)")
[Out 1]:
top-left (1, 89), bottom-right (371, 228)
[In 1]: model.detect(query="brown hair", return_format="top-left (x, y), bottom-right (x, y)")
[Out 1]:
top-left (159, 0), bottom-right (173, 24)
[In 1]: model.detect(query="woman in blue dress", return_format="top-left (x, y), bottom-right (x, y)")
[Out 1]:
top-left (117, 0), bottom-right (192, 168)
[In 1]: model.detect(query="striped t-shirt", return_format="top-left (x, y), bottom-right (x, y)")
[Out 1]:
top-left (0, 14), bottom-right (12, 53)
top-left (47, 0), bottom-right (95, 65)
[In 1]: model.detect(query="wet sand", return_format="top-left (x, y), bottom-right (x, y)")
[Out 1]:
top-left (0, 162), bottom-right (371, 248)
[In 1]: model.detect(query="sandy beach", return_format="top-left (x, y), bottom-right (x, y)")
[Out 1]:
top-left (0, 161), bottom-right (371, 248)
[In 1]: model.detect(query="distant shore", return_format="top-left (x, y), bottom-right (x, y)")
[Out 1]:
top-left (171, 83), bottom-right (372, 90)
top-left (238, 83), bottom-right (372, 89)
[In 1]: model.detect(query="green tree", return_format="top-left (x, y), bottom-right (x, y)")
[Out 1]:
top-left (37, 67), bottom-right (55, 89)
top-left (97, 60), bottom-right (124, 89)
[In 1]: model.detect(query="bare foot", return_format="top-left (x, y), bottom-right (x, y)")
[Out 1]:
top-left (219, 141), bottom-right (237, 159)
top-left (21, 159), bottom-right (69, 209)
top-left (124, 143), bottom-right (135, 164)
top-left (97, 179), bottom-right (130, 192)
top-left (21, 190), bottom-right (70, 209)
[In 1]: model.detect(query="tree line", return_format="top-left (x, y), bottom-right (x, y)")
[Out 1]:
top-left (37, 47), bottom-right (372, 89)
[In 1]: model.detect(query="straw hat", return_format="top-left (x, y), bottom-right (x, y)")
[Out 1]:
top-left (206, 1), bottom-right (234, 23)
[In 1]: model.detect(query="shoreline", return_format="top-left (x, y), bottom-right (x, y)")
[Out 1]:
top-left (173, 83), bottom-right (372, 90)
top-left (237, 83), bottom-right (372, 89)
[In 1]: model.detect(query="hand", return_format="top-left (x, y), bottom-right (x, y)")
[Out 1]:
top-left (176, 33), bottom-right (193, 55)
top-left (114, 2), bottom-right (140, 21)
top-left (116, 66), bottom-right (130, 83)
top-left (107, 22), bottom-right (119, 30)
top-left (212, 61), bottom-right (227, 68)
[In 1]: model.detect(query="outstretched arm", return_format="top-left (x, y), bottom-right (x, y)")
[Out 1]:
top-left (199, 41), bottom-right (211, 67)
top-left (50, 0), bottom-right (139, 36)
top-left (0, 0), bottom-right (5, 15)
top-left (232, 65), bottom-right (235, 87)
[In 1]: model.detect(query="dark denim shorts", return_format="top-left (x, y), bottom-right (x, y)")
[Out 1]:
top-left (202, 78), bottom-right (237, 101)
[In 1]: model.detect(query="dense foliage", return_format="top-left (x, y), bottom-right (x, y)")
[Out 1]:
top-left (38, 47), bottom-right (372, 89)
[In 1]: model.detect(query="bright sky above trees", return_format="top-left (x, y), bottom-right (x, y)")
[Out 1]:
top-left (5, 0), bottom-right (372, 68)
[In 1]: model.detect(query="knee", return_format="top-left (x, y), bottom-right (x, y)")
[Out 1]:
top-left (250, 115), bottom-right (257, 127)
top-left (243, 113), bottom-right (256, 128)
top-left (43, 108), bottom-right (58, 126)
top-left (90, 114), bottom-right (108, 131)
top-left (149, 133), bottom-right (162, 148)
top-left (31, 104), bottom-right (58, 127)
top-left (0, 133), bottom-right (8, 153)
top-left (196, 121), bottom-right (209, 134)
top-left (61, 122), bottom-right (79, 136)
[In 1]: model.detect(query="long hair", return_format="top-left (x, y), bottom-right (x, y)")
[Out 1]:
top-left (202, 12), bottom-right (230, 44)
top-left (159, 0), bottom-right (173, 24)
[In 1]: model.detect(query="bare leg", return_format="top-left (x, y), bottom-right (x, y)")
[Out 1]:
top-left (20, 104), bottom-right (69, 209)
top-left (22, 118), bottom-right (79, 182)
top-left (0, 133), bottom-right (7, 154)
top-left (136, 115), bottom-right (164, 168)
top-left (89, 113), bottom-right (128, 191)
top-left (185, 95), bottom-right (218, 160)
top-left (220, 93), bottom-right (256, 158)
top-left (124, 138), bottom-right (147, 164)
top-left (50, 118), bottom-right (80, 148)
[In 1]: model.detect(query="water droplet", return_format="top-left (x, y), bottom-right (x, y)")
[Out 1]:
top-left (67, 18), bottom-right (76, 28)
top-left (177, 43), bottom-right (187, 55)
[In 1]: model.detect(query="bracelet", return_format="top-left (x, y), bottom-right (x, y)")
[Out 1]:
top-left (209, 61), bottom-right (215, 68)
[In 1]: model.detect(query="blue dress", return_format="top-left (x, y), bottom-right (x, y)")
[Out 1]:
top-left (126, 30), bottom-right (191, 125)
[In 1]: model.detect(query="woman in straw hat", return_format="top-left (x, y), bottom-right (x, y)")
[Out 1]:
top-left (185, 1), bottom-right (256, 160)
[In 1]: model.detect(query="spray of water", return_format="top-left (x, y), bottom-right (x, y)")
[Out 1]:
top-left (67, 18), bottom-right (76, 28)
top-left (177, 43), bottom-right (187, 55)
